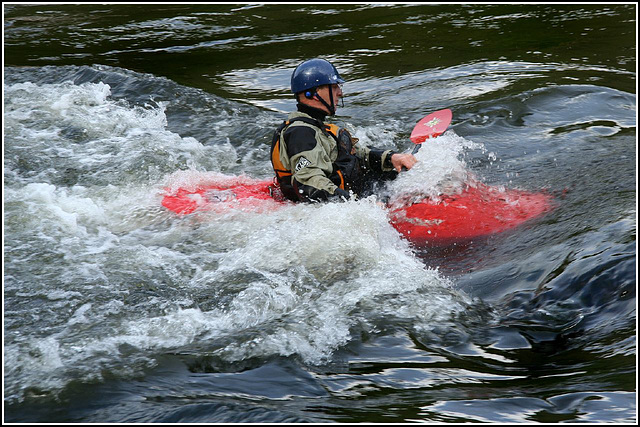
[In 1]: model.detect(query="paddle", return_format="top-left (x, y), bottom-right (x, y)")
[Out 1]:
top-left (409, 108), bottom-right (452, 154)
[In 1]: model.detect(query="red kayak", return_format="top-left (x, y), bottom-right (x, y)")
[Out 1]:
top-left (162, 176), bottom-right (281, 215)
top-left (161, 176), bottom-right (552, 246)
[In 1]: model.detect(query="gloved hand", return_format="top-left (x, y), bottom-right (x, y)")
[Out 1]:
top-left (331, 188), bottom-right (351, 202)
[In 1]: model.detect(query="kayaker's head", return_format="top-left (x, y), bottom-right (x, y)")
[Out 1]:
top-left (291, 58), bottom-right (344, 116)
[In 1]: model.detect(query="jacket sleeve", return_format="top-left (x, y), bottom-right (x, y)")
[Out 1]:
top-left (353, 143), bottom-right (396, 173)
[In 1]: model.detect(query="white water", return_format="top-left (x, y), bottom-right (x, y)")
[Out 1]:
top-left (4, 78), bottom-right (487, 402)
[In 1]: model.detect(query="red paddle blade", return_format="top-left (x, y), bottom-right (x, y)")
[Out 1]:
top-left (410, 109), bottom-right (452, 143)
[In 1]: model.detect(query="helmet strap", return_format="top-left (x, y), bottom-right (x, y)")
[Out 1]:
top-left (314, 86), bottom-right (336, 116)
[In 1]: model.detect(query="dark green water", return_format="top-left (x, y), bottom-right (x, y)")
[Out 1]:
top-left (4, 3), bottom-right (637, 423)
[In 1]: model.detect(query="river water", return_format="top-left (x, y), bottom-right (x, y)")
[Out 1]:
top-left (3, 3), bottom-right (637, 423)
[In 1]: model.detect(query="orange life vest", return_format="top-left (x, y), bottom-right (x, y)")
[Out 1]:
top-left (270, 117), bottom-right (351, 200)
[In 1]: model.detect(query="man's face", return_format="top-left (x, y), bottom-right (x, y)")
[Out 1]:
top-left (318, 83), bottom-right (343, 109)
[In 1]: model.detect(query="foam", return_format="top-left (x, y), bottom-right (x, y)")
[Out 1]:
top-left (4, 75), bottom-right (475, 403)
top-left (386, 130), bottom-right (485, 202)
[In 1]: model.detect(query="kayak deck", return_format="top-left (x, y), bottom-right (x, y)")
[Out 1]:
top-left (388, 184), bottom-right (551, 244)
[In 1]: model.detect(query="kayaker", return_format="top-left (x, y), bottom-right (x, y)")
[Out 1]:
top-left (271, 58), bottom-right (417, 202)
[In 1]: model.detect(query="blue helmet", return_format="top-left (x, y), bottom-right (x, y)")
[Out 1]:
top-left (290, 58), bottom-right (345, 94)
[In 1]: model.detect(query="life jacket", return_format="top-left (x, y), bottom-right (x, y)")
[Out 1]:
top-left (270, 117), bottom-right (362, 201)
